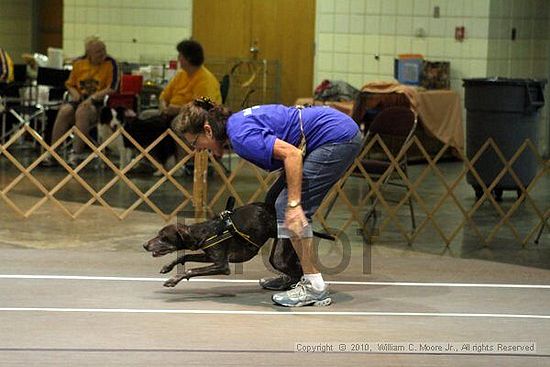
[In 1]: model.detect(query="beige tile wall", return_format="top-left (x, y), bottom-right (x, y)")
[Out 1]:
top-left (486, 0), bottom-right (549, 155)
top-left (0, 0), bottom-right (33, 63)
top-left (63, 0), bottom-right (192, 64)
top-left (315, 0), bottom-right (493, 97)
top-left (487, 1), bottom-right (548, 79)
top-left (315, 0), bottom-right (550, 155)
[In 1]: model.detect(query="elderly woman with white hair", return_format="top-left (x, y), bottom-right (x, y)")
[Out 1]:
top-left (43, 36), bottom-right (119, 166)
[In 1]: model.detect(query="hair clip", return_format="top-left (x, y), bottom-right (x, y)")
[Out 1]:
top-left (193, 97), bottom-right (214, 111)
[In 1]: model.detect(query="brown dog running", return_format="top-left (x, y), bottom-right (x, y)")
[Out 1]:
top-left (143, 201), bottom-right (277, 287)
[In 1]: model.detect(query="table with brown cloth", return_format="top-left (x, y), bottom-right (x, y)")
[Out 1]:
top-left (296, 83), bottom-right (464, 159)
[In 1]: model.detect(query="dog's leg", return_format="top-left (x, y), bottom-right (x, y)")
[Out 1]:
top-left (122, 148), bottom-right (132, 168)
top-left (269, 238), bottom-right (303, 279)
top-left (160, 253), bottom-right (212, 274)
top-left (118, 145), bottom-right (128, 168)
top-left (163, 263), bottom-right (230, 287)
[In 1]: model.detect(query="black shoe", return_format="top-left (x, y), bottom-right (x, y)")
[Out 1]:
top-left (259, 274), bottom-right (301, 291)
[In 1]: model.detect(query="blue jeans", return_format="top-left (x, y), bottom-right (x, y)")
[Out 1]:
top-left (275, 131), bottom-right (362, 238)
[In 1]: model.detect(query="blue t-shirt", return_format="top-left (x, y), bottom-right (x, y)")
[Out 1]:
top-left (226, 105), bottom-right (359, 171)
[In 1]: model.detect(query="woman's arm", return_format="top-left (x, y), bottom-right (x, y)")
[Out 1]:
top-left (158, 78), bottom-right (182, 116)
top-left (273, 138), bottom-right (302, 203)
top-left (66, 86), bottom-right (81, 102)
top-left (273, 138), bottom-right (308, 236)
top-left (160, 103), bottom-right (182, 116)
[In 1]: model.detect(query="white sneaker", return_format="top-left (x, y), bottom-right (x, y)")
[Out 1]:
top-left (272, 277), bottom-right (332, 307)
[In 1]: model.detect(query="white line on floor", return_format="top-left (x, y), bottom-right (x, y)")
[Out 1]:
top-left (0, 274), bottom-right (549, 289)
top-left (0, 307), bottom-right (549, 319)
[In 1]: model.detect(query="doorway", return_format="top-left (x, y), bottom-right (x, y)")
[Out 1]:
top-left (192, 0), bottom-right (316, 107)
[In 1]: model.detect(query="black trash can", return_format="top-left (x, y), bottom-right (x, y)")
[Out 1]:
top-left (463, 78), bottom-right (546, 200)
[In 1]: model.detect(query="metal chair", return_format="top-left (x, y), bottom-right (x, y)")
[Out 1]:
top-left (3, 67), bottom-right (70, 145)
top-left (322, 106), bottom-right (418, 243)
top-left (359, 106), bottom-right (418, 241)
top-left (1, 64), bottom-right (28, 143)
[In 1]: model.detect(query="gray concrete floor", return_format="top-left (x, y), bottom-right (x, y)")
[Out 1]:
top-left (0, 148), bottom-right (549, 366)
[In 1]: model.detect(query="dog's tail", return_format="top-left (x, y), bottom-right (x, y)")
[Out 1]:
top-left (313, 231), bottom-right (335, 241)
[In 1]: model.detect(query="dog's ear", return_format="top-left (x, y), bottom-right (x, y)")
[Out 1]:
top-left (110, 108), bottom-right (122, 129)
top-left (225, 196), bottom-right (235, 211)
top-left (175, 223), bottom-right (195, 249)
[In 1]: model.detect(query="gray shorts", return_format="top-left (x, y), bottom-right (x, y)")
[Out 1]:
top-left (275, 131), bottom-right (362, 238)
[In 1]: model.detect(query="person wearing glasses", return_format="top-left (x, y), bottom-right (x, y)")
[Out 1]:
top-left (172, 98), bottom-right (361, 307)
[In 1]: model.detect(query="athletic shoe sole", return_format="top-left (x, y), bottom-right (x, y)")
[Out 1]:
top-left (272, 296), bottom-right (332, 307)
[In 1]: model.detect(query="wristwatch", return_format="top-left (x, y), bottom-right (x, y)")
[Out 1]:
top-left (287, 200), bottom-right (301, 208)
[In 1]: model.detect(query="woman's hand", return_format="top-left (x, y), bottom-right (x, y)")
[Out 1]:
top-left (66, 87), bottom-right (80, 102)
top-left (285, 206), bottom-right (308, 238)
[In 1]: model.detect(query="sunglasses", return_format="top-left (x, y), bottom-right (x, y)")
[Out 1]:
top-left (184, 134), bottom-right (200, 150)
top-left (190, 134), bottom-right (200, 149)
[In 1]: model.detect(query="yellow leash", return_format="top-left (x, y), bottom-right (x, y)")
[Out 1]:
top-left (199, 214), bottom-right (262, 250)
top-left (228, 220), bottom-right (262, 249)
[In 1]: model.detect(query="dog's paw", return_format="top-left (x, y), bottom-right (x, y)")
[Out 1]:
top-left (160, 264), bottom-right (174, 274)
top-left (163, 277), bottom-right (179, 287)
top-left (184, 270), bottom-right (192, 280)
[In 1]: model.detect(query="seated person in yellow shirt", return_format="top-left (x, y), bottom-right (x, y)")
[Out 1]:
top-left (141, 39), bottom-right (220, 176)
top-left (44, 36), bottom-right (119, 166)
top-left (160, 39), bottom-right (221, 117)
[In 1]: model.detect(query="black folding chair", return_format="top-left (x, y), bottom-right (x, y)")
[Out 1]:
top-left (359, 106), bottom-right (418, 242)
top-left (3, 67), bottom-right (70, 144)
top-left (36, 67), bottom-right (71, 102)
top-left (322, 106), bottom-right (418, 243)
top-left (1, 64), bottom-right (28, 142)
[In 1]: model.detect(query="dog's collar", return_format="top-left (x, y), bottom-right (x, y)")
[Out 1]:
top-left (176, 225), bottom-right (202, 251)
top-left (175, 228), bottom-right (188, 249)
top-left (199, 210), bottom-right (262, 250)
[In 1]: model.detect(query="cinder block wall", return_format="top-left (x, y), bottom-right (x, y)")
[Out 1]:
top-left (62, 0), bottom-right (192, 64)
top-left (0, 0), bottom-right (33, 63)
